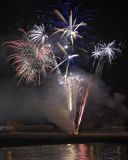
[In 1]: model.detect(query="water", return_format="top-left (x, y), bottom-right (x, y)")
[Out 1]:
top-left (0, 143), bottom-right (127, 160)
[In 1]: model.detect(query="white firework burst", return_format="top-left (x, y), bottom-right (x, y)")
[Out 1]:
top-left (92, 41), bottom-right (121, 64)
top-left (28, 23), bottom-right (48, 46)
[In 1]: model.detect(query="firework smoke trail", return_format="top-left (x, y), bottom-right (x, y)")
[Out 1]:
top-left (51, 43), bottom-right (78, 80)
top-left (51, 43), bottom-right (81, 123)
top-left (51, 54), bottom-right (78, 72)
top-left (53, 9), bottom-right (87, 45)
top-left (76, 75), bottom-right (93, 133)
top-left (60, 73), bottom-right (84, 124)
top-left (76, 41), bottom-right (121, 133)
top-left (52, 4), bottom-right (88, 120)
top-left (53, 4), bottom-right (93, 129)
top-left (52, 54), bottom-right (79, 123)
top-left (52, 4), bottom-right (88, 128)
top-left (94, 57), bottom-right (105, 80)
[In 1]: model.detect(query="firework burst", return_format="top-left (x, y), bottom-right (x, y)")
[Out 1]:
top-left (92, 41), bottom-right (121, 79)
top-left (53, 10), bottom-right (87, 45)
top-left (5, 39), bottom-right (55, 84)
top-left (27, 23), bottom-right (48, 47)
top-left (92, 41), bottom-right (121, 64)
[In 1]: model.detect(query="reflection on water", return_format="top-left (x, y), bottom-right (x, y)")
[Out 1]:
top-left (6, 150), bottom-right (13, 160)
top-left (0, 143), bottom-right (127, 160)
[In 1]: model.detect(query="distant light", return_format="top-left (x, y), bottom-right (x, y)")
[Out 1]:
top-left (48, 44), bottom-right (51, 47)
top-left (64, 45), bottom-right (68, 49)
top-left (68, 54), bottom-right (79, 60)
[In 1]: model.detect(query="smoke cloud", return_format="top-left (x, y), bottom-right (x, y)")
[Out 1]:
top-left (0, 70), bottom-right (127, 132)
top-left (0, 41), bottom-right (127, 132)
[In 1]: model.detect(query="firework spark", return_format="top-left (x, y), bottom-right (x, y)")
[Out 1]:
top-left (28, 23), bottom-right (48, 47)
top-left (51, 54), bottom-right (78, 71)
top-left (51, 43), bottom-right (78, 75)
top-left (60, 73), bottom-right (84, 123)
top-left (92, 41), bottom-right (121, 64)
top-left (92, 41), bottom-right (121, 79)
top-left (53, 10), bottom-right (87, 45)
top-left (76, 75), bottom-right (93, 133)
top-left (5, 40), bottom-right (55, 84)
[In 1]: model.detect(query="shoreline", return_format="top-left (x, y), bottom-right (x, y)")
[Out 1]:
top-left (0, 131), bottom-right (128, 147)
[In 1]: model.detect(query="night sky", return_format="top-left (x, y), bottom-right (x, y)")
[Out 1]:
top-left (0, 0), bottom-right (128, 130)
